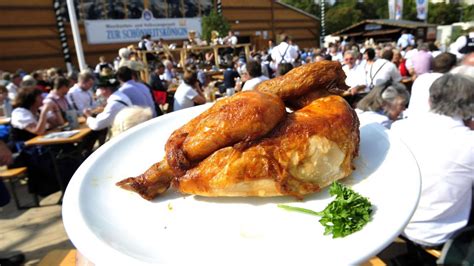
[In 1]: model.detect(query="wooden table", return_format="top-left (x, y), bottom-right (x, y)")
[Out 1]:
top-left (0, 116), bottom-right (10, 125)
top-left (25, 127), bottom-right (92, 146)
top-left (25, 125), bottom-right (92, 203)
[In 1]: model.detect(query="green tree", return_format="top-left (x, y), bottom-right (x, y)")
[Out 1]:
top-left (280, 0), bottom-right (320, 16)
top-left (428, 3), bottom-right (462, 25)
top-left (325, 5), bottom-right (363, 34)
top-left (356, 0), bottom-right (388, 19)
top-left (201, 10), bottom-right (230, 43)
top-left (462, 4), bottom-right (474, 22)
top-left (403, 0), bottom-right (418, 21)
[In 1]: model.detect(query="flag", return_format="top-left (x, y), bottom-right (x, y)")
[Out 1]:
top-left (395, 0), bottom-right (403, 20)
top-left (416, 0), bottom-right (428, 21)
top-left (389, 0), bottom-right (396, 19)
top-left (389, 0), bottom-right (403, 20)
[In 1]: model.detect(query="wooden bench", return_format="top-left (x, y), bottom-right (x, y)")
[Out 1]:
top-left (38, 249), bottom-right (77, 266)
top-left (0, 167), bottom-right (39, 209)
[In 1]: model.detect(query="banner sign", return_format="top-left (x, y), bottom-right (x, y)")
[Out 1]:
top-left (389, 0), bottom-right (403, 20)
top-left (84, 10), bottom-right (202, 44)
top-left (416, 0), bottom-right (428, 21)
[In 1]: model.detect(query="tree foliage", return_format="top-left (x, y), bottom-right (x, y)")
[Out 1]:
top-left (326, 5), bottom-right (363, 34)
top-left (403, 0), bottom-right (418, 21)
top-left (463, 4), bottom-right (474, 22)
top-left (429, 3), bottom-right (462, 25)
top-left (280, 1), bottom-right (468, 34)
top-left (281, 0), bottom-right (320, 16)
top-left (201, 10), bottom-right (230, 43)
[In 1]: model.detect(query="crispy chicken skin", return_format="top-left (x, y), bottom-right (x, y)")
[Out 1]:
top-left (165, 90), bottom-right (286, 173)
top-left (255, 60), bottom-right (348, 101)
top-left (175, 95), bottom-right (359, 198)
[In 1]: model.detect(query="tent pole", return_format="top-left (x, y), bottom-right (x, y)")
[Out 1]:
top-left (66, 0), bottom-right (87, 71)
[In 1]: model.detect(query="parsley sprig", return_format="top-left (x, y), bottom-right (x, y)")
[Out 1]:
top-left (278, 181), bottom-right (373, 238)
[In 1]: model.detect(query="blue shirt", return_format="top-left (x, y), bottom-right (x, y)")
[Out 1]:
top-left (118, 80), bottom-right (156, 117)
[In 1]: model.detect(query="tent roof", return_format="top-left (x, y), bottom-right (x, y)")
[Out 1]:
top-left (332, 19), bottom-right (437, 36)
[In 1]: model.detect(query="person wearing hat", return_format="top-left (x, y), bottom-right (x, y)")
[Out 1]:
top-left (83, 75), bottom-right (132, 131)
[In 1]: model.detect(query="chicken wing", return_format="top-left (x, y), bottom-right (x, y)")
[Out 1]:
top-left (255, 60), bottom-right (348, 102)
top-left (174, 95), bottom-right (359, 198)
top-left (165, 90), bottom-right (286, 173)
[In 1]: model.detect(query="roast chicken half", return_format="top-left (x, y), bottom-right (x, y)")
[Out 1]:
top-left (117, 61), bottom-right (360, 200)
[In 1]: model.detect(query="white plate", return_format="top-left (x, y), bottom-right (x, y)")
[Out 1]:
top-left (63, 104), bottom-right (421, 266)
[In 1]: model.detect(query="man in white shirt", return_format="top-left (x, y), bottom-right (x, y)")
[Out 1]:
top-left (84, 76), bottom-right (132, 131)
top-left (342, 50), bottom-right (366, 95)
top-left (173, 71), bottom-right (206, 111)
top-left (270, 34), bottom-right (299, 71)
top-left (241, 60), bottom-right (269, 91)
top-left (391, 74), bottom-right (474, 248)
top-left (223, 31), bottom-right (238, 46)
top-left (365, 50), bottom-right (401, 91)
top-left (67, 70), bottom-right (98, 116)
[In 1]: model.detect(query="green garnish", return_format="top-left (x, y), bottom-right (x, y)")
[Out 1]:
top-left (278, 181), bottom-right (373, 238)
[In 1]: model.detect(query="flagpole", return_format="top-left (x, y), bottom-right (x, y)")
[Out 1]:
top-left (66, 0), bottom-right (87, 72)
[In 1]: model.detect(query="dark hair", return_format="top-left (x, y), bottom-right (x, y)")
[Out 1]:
top-left (53, 76), bottom-right (69, 90)
top-left (183, 71), bottom-right (197, 86)
top-left (277, 63), bottom-right (293, 76)
top-left (432, 52), bottom-right (457, 73)
top-left (97, 75), bottom-right (119, 91)
top-left (13, 87), bottom-right (43, 109)
top-left (0, 85), bottom-right (7, 94)
top-left (381, 50), bottom-right (394, 61)
top-left (116, 66), bottom-right (133, 82)
top-left (246, 60), bottom-right (262, 78)
top-left (429, 74), bottom-right (474, 119)
top-left (364, 48), bottom-right (375, 60)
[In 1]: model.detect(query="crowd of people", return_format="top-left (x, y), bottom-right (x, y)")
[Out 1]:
top-left (0, 28), bottom-right (473, 264)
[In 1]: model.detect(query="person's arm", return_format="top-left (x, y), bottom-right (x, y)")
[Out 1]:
top-left (24, 104), bottom-right (53, 135)
top-left (84, 104), bottom-right (114, 131)
top-left (192, 82), bottom-right (206, 105)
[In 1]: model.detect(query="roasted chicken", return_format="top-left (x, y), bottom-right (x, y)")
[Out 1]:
top-left (175, 95), bottom-right (359, 197)
top-left (117, 61), bottom-right (359, 200)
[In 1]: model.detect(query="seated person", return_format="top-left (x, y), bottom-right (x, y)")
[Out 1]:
top-left (66, 70), bottom-right (99, 116)
top-left (173, 71), bottom-right (206, 111)
top-left (222, 60), bottom-right (240, 94)
top-left (43, 76), bottom-right (70, 128)
top-left (116, 66), bottom-right (157, 118)
top-left (392, 73), bottom-right (474, 249)
top-left (148, 62), bottom-right (168, 105)
top-left (10, 87), bottom-right (61, 196)
top-left (355, 82), bottom-right (410, 129)
top-left (241, 60), bottom-right (269, 91)
top-left (11, 87), bottom-right (54, 141)
top-left (83, 76), bottom-right (132, 132)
